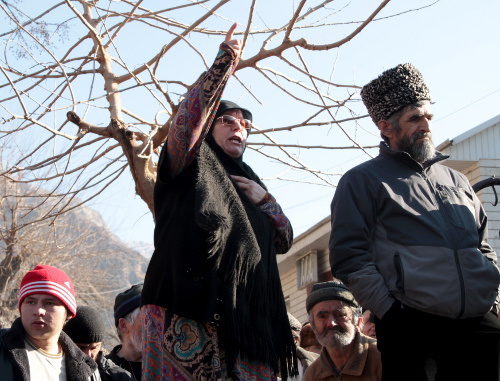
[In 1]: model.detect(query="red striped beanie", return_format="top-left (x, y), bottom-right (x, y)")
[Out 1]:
top-left (19, 265), bottom-right (77, 318)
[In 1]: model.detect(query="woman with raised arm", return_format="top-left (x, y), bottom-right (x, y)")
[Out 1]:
top-left (141, 23), bottom-right (297, 381)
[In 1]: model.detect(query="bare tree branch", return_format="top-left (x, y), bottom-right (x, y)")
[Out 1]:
top-left (0, 0), bottom-right (439, 226)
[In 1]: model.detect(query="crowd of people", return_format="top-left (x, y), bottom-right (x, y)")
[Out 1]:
top-left (1, 22), bottom-right (499, 381)
top-left (0, 265), bottom-right (143, 381)
top-left (0, 264), bottom-right (381, 381)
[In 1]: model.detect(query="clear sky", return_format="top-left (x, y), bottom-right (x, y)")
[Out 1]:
top-left (87, 0), bottom-right (500, 248)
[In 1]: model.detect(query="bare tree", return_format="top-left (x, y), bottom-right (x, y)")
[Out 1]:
top-left (0, 169), bottom-right (147, 326)
top-left (0, 0), bottom-right (437, 224)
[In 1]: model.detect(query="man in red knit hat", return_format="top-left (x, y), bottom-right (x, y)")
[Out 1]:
top-left (0, 264), bottom-right (98, 380)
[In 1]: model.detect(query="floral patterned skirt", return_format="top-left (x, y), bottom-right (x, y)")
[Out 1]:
top-left (141, 304), bottom-right (277, 381)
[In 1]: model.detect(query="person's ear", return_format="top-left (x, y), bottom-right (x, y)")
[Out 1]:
top-left (358, 315), bottom-right (364, 327)
top-left (118, 318), bottom-right (129, 333)
top-left (378, 119), bottom-right (394, 140)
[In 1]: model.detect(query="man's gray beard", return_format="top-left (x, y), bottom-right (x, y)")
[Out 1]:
top-left (397, 132), bottom-right (436, 163)
top-left (130, 328), bottom-right (143, 354)
top-left (316, 326), bottom-right (356, 350)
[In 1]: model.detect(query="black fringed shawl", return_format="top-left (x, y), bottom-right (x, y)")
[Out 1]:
top-left (143, 136), bottom-right (297, 379)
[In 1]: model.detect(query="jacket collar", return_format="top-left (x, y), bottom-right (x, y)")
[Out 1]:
top-left (379, 141), bottom-right (449, 171)
top-left (317, 332), bottom-right (375, 378)
top-left (2, 318), bottom-right (30, 380)
top-left (2, 317), bottom-right (96, 380)
top-left (58, 330), bottom-right (97, 379)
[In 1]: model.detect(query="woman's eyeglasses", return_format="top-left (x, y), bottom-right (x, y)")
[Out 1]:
top-left (216, 115), bottom-right (252, 131)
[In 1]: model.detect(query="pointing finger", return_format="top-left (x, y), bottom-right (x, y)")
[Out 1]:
top-left (225, 22), bottom-right (238, 42)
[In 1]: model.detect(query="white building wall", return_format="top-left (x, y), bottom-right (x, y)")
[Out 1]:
top-left (445, 115), bottom-right (500, 160)
top-left (279, 258), bottom-right (310, 324)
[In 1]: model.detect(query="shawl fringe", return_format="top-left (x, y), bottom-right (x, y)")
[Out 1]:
top-left (195, 142), bottom-right (297, 379)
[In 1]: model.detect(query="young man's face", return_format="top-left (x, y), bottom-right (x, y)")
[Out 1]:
top-left (20, 294), bottom-right (68, 348)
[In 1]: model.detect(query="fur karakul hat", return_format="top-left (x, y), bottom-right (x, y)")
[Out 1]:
top-left (360, 63), bottom-right (431, 124)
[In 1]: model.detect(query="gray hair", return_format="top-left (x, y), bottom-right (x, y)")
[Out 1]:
top-left (116, 307), bottom-right (140, 340)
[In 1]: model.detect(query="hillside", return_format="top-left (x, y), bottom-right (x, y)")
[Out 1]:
top-left (0, 180), bottom-right (150, 346)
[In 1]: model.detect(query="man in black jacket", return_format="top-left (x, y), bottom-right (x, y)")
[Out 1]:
top-left (64, 305), bottom-right (132, 381)
top-left (329, 63), bottom-right (500, 380)
top-left (0, 264), bottom-right (97, 380)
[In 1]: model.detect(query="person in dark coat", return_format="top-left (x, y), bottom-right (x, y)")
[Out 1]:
top-left (106, 284), bottom-right (143, 381)
top-left (140, 23), bottom-right (297, 380)
top-left (330, 63), bottom-right (500, 381)
top-left (0, 264), bottom-right (97, 380)
top-left (64, 305), bottom-right (133, 381)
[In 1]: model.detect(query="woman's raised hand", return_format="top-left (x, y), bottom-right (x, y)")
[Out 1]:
top-left (224, 22), bottom-right (242, 58)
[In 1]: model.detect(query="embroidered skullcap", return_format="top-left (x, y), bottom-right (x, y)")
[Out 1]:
top-left (113, 283), bottom-right (143, 327)
top-left (306, 281), bottom-right (359, 313)
top-left (63, 306), bottom-right (106, 344)
top-left (360, 63), bottom-right (431, 124)
top-left (19, 264), bottom-right (77, 318)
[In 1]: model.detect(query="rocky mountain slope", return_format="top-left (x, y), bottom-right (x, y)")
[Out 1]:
top-left (0, 182), bottom-right (151, 337)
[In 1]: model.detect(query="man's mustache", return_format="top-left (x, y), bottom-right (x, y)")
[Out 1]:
top-left (323, 326), bottom-right (346, 334)
top-left (411, 131), bottom-right (432, 141)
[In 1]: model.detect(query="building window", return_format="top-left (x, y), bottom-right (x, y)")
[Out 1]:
top-left (297, 251), bottom-right (318, 289)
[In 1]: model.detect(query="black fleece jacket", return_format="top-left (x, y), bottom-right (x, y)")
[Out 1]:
top-left (0, 318), bottom-right (97, 381)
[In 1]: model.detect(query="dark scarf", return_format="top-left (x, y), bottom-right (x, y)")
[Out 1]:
top-left (196, 135), bottom-right (297, 379)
